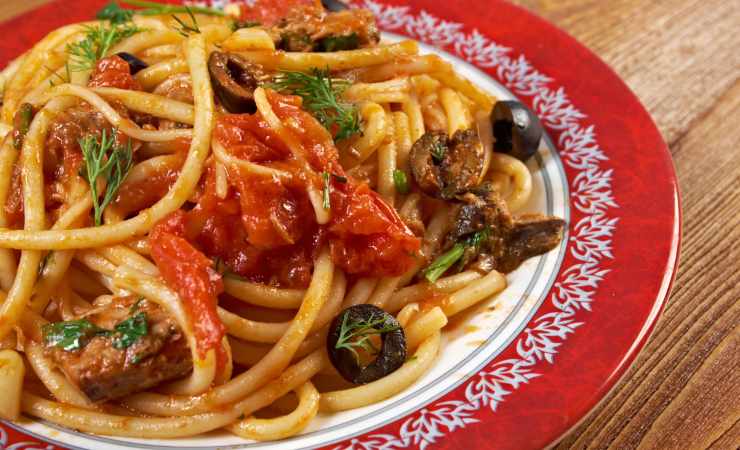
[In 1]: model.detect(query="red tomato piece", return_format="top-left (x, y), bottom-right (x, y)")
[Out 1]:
top-left (149, 212), bottom-right (226, 365)
top-left (88, 55), bottom-right (141, 90)
top-left (329, 183), bottom-right (421, 276)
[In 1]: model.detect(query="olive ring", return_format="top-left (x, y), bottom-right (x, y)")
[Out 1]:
top-left (327, 304), bottom-right (407, 385)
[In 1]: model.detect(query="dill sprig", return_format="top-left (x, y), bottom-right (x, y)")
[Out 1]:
top-left (120, 0), bottom-right (225, 17)
top-left (97, 1), bottom-right (225, 22)
top-left (96, 2), bottom-right (135, 24)
top-left (66, 22), bottom-right (142, 72)
top-left (79, 130), bottom-right (133, 226)
top-left (334, 312), bottom-right (400, 364)
top-left (270, 68), bottom-right (361, 141)
top-left (171, 7), bottom-right (201, 37)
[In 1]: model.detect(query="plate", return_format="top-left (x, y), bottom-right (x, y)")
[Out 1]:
top-left (0, 1), bottom-right (680, 449)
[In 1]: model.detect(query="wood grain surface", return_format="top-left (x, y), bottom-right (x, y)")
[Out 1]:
top-left (0, 1), bottom-right (738, 449)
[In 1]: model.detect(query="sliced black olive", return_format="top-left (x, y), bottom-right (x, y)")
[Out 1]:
top-left (116, 52), bottom-right (148, 75)
top-left (409, 129), bottom-right (485, 199)
top-left (491, 100), bottom-right (543, 162)
top-left (322, 0), bottom-right (350, 11)
top-left (207, 51), bottom-right (261, 114)
top-left (327, 304), bottom-right (406, 384)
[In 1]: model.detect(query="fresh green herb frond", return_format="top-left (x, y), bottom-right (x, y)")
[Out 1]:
top-left (334, 313), bottom-right (400, 364)
top-left (43, 319), bottom-right (112, 351)
top-left (44, 66), bottom-right (69, 87)
top-left (270, 68), bottom-right (361, 141)
top-left (79, 129), bottom-right (134, 226)
top-left (113, 311), bottom-right (148, 349)
top-left (120, 0), bottom-right (226, 17)
top-left (171, 6), bottom-right (201, 37)
top-left (43, 311), bottom-right (148, 353)
top-left (96, 1), bottom-right (135, 24)
top-left (423, 227), bottom-right (491, 283)
top-left (66, 22), bottom-right (142, 71)
top-left (431, 139), bottom-right (446, 162)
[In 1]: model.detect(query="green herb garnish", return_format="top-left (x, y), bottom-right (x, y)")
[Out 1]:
top-left (393, 169), bottom-right (409, 194)
top-left (423, 227), bottom-right (491, 283)
top-left (43, 312), bottom-right (149, 352)
top-left (431, 139), bottom-right (446, 163)
top-left (96, 1), bottom-right (135, 24)
top-left (98, 1), bottom-right (225, 19)
top-left (317, 33), bottom-right (360, 52)
top-left (112, 311), bottom-right (148, 349)
top-left (322, 171), bottom-right (332, 210)
top-left (42, 320), bottom-right (112, 351)
top-left (334, 312), bottom-right (400, 364)
top-left (66, 22), bottom-right (142, 71)
top-left (12, 103), bottom-right (34, 150)
top-left (79, 129), bottom-right (134, 226)
top-left (171, 6), bottom-right (201, 37)
top-left (270, 68), bottom-right (361, 141)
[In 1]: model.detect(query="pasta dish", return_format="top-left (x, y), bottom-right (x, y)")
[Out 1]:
top-left (0, 0), bottom-right (564, 442)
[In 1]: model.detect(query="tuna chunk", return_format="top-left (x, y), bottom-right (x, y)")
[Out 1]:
top-left (45, 296), bottom-right (192, 402)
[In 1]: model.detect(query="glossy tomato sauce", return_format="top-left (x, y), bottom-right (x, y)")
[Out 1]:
top-left (88, 55), bottom-right (141, 90)
top-left (150, 90), bottom-right (420, 294)
top-left (238, 0), bottom-right (319, 26)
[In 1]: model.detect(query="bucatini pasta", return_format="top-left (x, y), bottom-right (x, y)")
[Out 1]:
top-left (0, 0), bottom-right (565, 442)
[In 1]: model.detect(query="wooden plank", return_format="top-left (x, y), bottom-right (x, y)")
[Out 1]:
top-left (511, 0), bottom-right (740, 146)
top-left (0, 2), bottom-right (738, 450)
top-left (556, 80), bottom-right (740, 450)
top-left (640, 327), bottom-right (739, 450)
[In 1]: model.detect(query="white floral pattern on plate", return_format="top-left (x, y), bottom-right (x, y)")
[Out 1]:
top-left (1, 1), bottom-right (617, 448)
top-left (324, 2), bottom-right (618, 448)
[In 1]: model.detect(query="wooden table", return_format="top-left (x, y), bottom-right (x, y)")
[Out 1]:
top-left (1, 1), bottom-right (738, 449)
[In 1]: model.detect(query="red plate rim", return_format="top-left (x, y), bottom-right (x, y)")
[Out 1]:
top-left (0, 1), bottom-right (681, 449)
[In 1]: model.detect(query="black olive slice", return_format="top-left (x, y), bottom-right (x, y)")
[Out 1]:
top-left (491, 100), bottom-right (544, 162)
top-left (116, 52), bottom-right (148, 75)
top-left (327, 304), bottom-right (406, 384)
top-left (322, 0), bottom-right (350, 12)
top-left (207, 51), bottom-right (261, 114)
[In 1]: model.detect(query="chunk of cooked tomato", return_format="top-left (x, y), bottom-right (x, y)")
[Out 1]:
top-left (149, 212), bottom-right (226, 364)
top-left (329, 182), bottom-right (421, 276)
top-left (88, 55), bottom-right (141, 90)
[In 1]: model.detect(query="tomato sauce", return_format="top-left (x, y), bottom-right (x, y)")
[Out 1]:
top-left (88, 55), bottom-right (141, 90)
top-left (149, 90), bottom-right (420, 357)
top-left (239, 0), bottom-right (320, 26)
top-left (149, 211), bottom-right (227, 367)
top-left (113, 155), bottom-right (185, 216)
